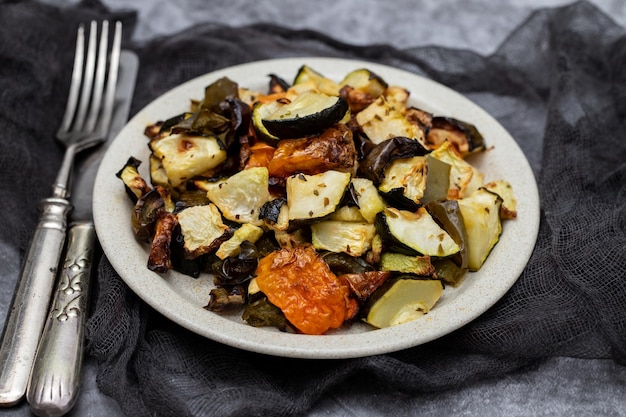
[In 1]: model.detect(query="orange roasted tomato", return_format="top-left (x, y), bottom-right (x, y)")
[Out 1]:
top-left (255, 244), bottom-right (358, 335)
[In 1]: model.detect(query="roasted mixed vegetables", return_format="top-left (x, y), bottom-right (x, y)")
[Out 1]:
top-left (117, 65), bottom-right (517, 335)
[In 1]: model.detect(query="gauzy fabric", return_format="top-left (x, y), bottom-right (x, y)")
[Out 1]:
top-left (0, 1), bottom-right (624, 416)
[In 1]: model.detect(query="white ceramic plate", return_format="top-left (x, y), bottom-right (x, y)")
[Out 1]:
top-left (94, 57), bottom-right (539, 359)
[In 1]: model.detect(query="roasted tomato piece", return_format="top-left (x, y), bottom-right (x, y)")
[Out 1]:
top-left (268, 124), bottom-right (356, 178)
top-left (255, 244), bottom-right (358, 335)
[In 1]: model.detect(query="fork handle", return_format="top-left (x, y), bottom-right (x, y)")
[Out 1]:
top-left (0, 197), bottom-right (71, 406)
top-left (27, 222), bottom-right (95, 417)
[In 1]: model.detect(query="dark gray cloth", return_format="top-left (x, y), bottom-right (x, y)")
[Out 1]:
top-left (1, 1), bottom-right (625, 416)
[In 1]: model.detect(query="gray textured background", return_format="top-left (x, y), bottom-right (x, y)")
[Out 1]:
top-left (6, 0), bottom-right (626, 416)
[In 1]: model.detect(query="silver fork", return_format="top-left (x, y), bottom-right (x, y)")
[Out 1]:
top-left (0, 20), bottom-right (122, 407)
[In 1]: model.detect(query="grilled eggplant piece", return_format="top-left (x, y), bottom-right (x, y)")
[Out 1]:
top-left (457, 188), bottom-right (503, 271)
top-left (147, 211), bottom-right (178, 273)
top-left (205, 287), bottom-right (245, 312)
top-left (426, 116), bottom-right (485, 156)
top-left (176, 204), bottom-right (231, 258)
top-left (311, 221), bottom-right (376, 257)
top-left (357, 136), bottom-right (429, 185)
top-left (286, 170), bottom-right (352, 221)
top-left (150, 133), bottom-right (227, 187)
top-left (364, 278), bottom-right (444, 328)
top-left (267, 124), bottom-right (356, 179)
top-left (261, 90), bottom-right (349, 139)
top-left (132, 188), bottom-right (166, 243)
top-left (199, 166), bottom-right (270, 225)
top-left (356, 96), bottom-right (426, 146)
top-left (375, 207), bottom-right (460, 257)
top-left (116, 157), bottom-right (151, 203)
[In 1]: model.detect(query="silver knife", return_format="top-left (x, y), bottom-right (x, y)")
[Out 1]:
top-left (26, 50), bottom-right (138, 417)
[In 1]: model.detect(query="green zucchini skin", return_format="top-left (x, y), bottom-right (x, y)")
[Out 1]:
top-left (262, 92), bottom-right (349, 139)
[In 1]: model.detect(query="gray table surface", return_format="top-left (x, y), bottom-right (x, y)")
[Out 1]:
top-left (3, 0), bottom-right (626, 416)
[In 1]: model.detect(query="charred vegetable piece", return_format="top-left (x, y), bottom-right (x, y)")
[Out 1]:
top-left (379, 253), bottom-right (435, 277)
top-left (201, 77), bottom-right (239, 112)
top-left (243, 297), bottom-right (291, 331)
top-left (205, 286), bottom-right (245, 312)
top-left (339, 271), bottom-right (391, 303)
top-left (199, 167), bottom-right (270, 225)
top-left (375, 207), bottom-right (460, 257)
top-left (356, 96), bottom-right (425, 146)
top-left (357, 136), bottom-right (429, 185)
top-left (268, 73), bottom-right (291, 93)
top-left (174, 190), bottom-right (211, 212)
top-left (255, 244), bottom-right (358, 335)
top-left (426, 199), bottom-right (468, 270)
top-left (176, 204), bottom-right (230, 258)
top-left (132, 188), bottom-right (165, 243)
top-left (147, 211), bottom-right (178, 273)
top-left (339, 68), bottom-right (388, 99)
top-left (150, 134), bottom-right (227, 187)
top-left (267, 124), bottom-right (356, 178)
top-left (286, 170), bottom-right (352, 221)
top-left (212, 241), bottom-right (259, 286)
top-left (116, 157), bottom-right (151, 203)
top-left (483, 180), bottom-right (517, 219)
top-left (293, 65), bottom-right (341, 95)
top-left (170, 225), bottom-right (202, 278)
top-left (378, 155), bottom-right (427, 208)
top-left (319, 251), bottom-right (375, 275)
top-left (426, 116), bottom-right (486, 156)
top-left (311, 221), bottom-right (376, 257)
top-left (261, 90), bottom-right (349, 139)
top-left (457, 188), bottom-right (503, 271)
top-left (364, 278), bottom-right (444, 328)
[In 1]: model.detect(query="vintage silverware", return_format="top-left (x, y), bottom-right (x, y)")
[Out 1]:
top-left (25, 46), bottom-right (139, 417)
top-left (0, 21), bottom-right (122, 406)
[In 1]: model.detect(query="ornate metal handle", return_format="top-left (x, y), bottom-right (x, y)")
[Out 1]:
top-left (26, 222), bottom-right (96, 417)
top-left (0, 197), bottom-right (72, 406)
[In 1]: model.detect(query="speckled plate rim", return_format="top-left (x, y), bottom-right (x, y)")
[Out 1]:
top-left (93, 57), bottom-right (540, 359)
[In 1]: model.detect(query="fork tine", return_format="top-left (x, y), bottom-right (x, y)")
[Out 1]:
top-left (96, 21), bottom-right (122, 137)
top-left (72, 21), bottom-right (98, 133)
top-left (84, 21), bottom-right (109, 133)
top-left (57, 24), bottom-right (85, 135)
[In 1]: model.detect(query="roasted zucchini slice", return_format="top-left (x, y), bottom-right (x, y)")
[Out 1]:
top-left (364, 278), bottom-right (444, 328)
top-left (483, 180), bottom-right (517, 219)
top-left (457, 188), bottom-right (503, 271)
top-left (286, 170), bottom-right (352, 221)
top-left (311, 220), bottom-right (376, 257)
top-left (379, 252), bottom-right (435, 277)
top-left (293, 65), bottom-right (341, 96)
top-left (199, 167), bottom-right (270, 225)
top-left (350, 177), bottom-right (386, 223)
top-left (150, 133), bottom-right (227, 187)
top-left (375, 207), bottom-right (460, 257)
top-left (378, 155), bottom-right (428, 207)
top-left (339, 68), bottom-right (388, 99)
top-left (261, 90), bottom-right (349, 139)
